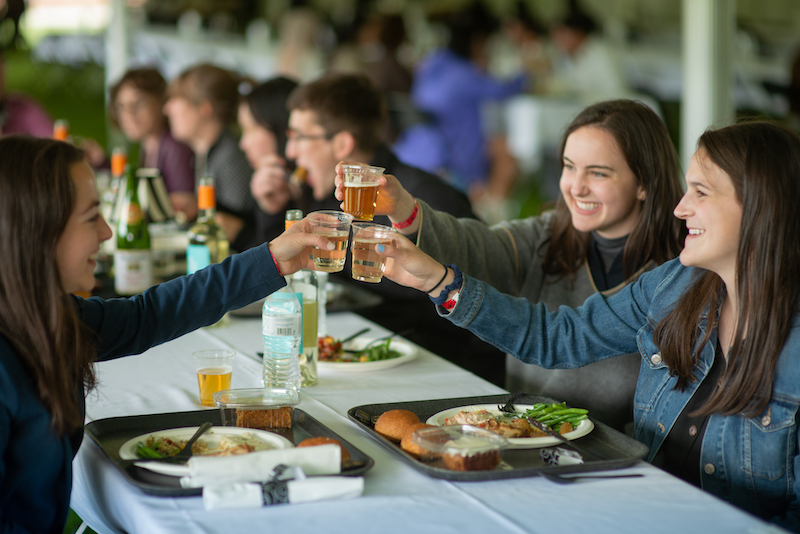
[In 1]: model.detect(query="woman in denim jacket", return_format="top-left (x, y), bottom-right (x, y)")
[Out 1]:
top-left (376, 121), bottom-right (800, 530)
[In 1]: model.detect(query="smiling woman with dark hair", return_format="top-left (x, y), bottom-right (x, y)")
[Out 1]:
top-left (0, 135), bottom-right (332, 534)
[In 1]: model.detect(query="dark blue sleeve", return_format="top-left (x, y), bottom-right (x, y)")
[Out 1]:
top-left (79, 243), bottom-right (285, 361)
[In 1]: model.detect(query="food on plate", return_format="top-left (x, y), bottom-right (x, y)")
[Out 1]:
top-left (374, 409), bottom-right (420, 442)
top-left (137, 430), bottom-right (271, 459)
top-left (400, 423), bottom-right (434, 457)
top-left (443, 402), bottom-right (588, 439)
top-left (297, 436), bottom-right (351, 463)
top-left (318, 335), bottom-right (403, 363)
top-left (236, 406), bottom-right (293, 429)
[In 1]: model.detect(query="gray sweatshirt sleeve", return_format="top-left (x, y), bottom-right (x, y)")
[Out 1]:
top-left (415, 199), bottom-right (554, 297)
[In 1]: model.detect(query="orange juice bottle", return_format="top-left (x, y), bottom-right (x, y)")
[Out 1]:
top-left (285, 209), bottom-right (303, 230)
top-left (53, 119), bottom-right (69, 141)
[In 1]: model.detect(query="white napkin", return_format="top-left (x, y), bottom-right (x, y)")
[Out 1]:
top-left (180, 444), bottom-right (341, 488)
top-left (202, 476), bottom-right (365, 510)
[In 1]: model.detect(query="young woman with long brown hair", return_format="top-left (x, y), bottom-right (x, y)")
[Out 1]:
top-left (375, 120), bottom-right (800, 529)
top-left (0, 135), bottom-right (333, 533)
top-left (336, 99), bottom-right (685, 430)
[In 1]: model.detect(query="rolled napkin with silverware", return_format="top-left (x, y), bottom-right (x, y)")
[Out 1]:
top-left (180, 444), bottom-right (341, 488)
top-left (202, 473), bottom-right (364, 510)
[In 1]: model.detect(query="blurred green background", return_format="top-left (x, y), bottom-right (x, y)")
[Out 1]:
top-left (4, 48), bottom-right (108, 151)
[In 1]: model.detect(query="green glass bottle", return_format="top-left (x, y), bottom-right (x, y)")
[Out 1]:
top-left (114, 163), bottom-right (153, 295)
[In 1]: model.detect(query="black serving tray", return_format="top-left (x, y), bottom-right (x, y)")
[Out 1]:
top-left (84, 408), bottom-right (374, 496)
top-left (347, 394), bottom-right (648, 482)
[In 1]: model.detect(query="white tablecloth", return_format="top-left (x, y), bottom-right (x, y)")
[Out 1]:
top-left (71, 313), bottom-right (784, 534)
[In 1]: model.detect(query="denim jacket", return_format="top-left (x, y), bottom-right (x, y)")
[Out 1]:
top-left (445, 258), bottom-right (800, 531)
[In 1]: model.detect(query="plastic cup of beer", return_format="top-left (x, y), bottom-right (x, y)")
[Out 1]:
top-left (308, 210), bottom-right (354, 273)
top-left (193, 350), bottom-right (235, 407)
top-left (350, 222), bottom-right (397, 283)
top-left (341, 164), bottom-right (384, 221)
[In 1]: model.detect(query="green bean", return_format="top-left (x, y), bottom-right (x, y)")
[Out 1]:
top-left (136, 442), bottom-right (164, 459)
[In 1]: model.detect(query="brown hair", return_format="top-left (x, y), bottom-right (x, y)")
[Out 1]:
top-left (286, 72), bottom-right (386, 153)
top-left (0, 136), bottom-right (97, 435)
top-left (653, 121), bottom-right (800, 417)
top-left (169, 64), bottom-right (241, 125)
top-left (108, 67), bottom-right (168, 130)
top-left (541, 100), bottom-right (685, 281)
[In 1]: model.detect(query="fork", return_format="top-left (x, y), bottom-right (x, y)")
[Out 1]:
top-left (497, 391), bottom-right (526, 413)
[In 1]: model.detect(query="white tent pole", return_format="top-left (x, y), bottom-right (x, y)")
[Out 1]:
top-left (680, 0), bottom-right (736, 173)
top-left (104, 0), bottom-right (129, 98)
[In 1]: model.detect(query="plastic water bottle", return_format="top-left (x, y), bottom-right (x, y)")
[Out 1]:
top-left (262, 280), bottom-right (302, 391)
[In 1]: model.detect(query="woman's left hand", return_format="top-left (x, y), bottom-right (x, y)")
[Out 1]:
top-left (373, 232), bottom-right (450, 294)
top-left (268, 218), bottom-right (334, 276)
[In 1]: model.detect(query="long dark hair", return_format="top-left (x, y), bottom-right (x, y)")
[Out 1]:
top-left (241, 76), bottom-right (298, 156)
top-left (541, 100), bottom-right (685, 281)
top-left (0, 136), bottom-right (97, 434)
top-left (653, 121), bottom-right (800, 417)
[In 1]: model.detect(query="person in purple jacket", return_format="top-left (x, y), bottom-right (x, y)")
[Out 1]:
top-left (0, 135), bottom-right (333, 534)
top-left (0, 50), bottom-right (53, 138)
top-left (393, 2), bottom-right (529, 198)
top-left (109, 68), bottom-right (198, 221)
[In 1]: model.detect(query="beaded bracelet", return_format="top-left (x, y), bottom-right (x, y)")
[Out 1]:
top-left (430, 264), bottom-right (462, 306)
top-left (270, 249), bottom-right (282, 276)
top-left (392, 200), bottom-right (418, 229)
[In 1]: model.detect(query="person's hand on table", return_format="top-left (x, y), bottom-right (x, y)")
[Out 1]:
top-left (333, 160), bottom-right (417, 233)
top-left (269, 218), bottom-right (334, 276)
top-left (372, 232), bottom-right (455, 296)
top-left (251, 154), bottom-right (293, 214)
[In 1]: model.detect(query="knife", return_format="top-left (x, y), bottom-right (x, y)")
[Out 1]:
top-left (525, 416), bottom-right (603, 461)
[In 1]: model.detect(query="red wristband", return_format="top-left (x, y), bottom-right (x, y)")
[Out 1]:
top-left (270, 249), bottom-right (282, 276)
top-left (392, 200), bottom-right (418, 229)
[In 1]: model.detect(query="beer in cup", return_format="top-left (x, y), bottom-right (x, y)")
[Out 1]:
top-left (193, 350), bottom-right (235, 407)
top-left (341, 164), bottom-right (384, 221)
top-left (307, 210), bottom-right (354, 272)
top-left (350, 222), bottom-right (397, 283)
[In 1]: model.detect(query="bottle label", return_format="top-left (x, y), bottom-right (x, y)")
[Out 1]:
top-left (187, 244), bottom-right (211, 275)
top-left (114, 250), bottom-right (153, 294)
top-left (263, 315), bottom-right (300, 337)
top-left (126, 203), bottom-right (144, 225)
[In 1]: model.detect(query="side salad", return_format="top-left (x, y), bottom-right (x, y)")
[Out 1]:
top-left (318, 335), bottom-right (403, 363)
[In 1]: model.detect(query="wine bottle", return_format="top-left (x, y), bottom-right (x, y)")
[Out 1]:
top-left (187, 175), bottom-right (230, 273)
top-left (114, 163), bottom-right (153, 295)
top-left (187, 175), bottom-right (230, 327)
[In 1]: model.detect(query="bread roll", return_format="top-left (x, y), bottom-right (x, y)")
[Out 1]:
top-left (400, 423), bottom-right (434, 457)
top-left (374, 409), bottom-right (420, 442)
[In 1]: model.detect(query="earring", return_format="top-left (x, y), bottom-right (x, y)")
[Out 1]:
top-left (638, 192), bottom-right (646, 201)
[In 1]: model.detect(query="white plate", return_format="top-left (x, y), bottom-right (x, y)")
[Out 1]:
top-left (425, 404), bottom-right (594, 450)
top-left (318, 336), bottom-right (418, 373)
top-left (118, 426), bottom-right (294, 477)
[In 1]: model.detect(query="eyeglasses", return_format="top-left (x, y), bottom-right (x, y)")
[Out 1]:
top-left (114, 99), bottom-right (153, 115)
top-left (286, 128), bottom-right (334, 142)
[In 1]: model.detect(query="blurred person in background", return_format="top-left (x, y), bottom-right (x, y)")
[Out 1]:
top-left (238, 76), bottom-right (299, 249)
top-left (109, 67), bottom-right (197, 221)
top-left (0, 49), bottom-right (53, 137)
top-left (164, 63), bottom-right (255, 252)
top-left (393, 2), bottom-right (530, 206)
top-left (546, 4), bottom-right (628, 97)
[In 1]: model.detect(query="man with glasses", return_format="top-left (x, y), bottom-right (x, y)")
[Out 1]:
top-left (250, 73), bottom-right (508, 386)
top-left (251, 72), bottom-right (474, 229)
